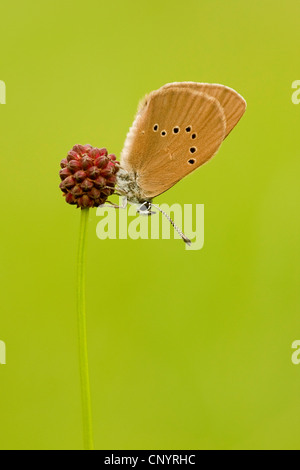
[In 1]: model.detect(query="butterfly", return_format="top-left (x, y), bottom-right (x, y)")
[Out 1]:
top-left (112, 81), bottom-right (246, 243)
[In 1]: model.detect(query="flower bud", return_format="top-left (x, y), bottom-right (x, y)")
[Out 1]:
top-left (77, 195), bottom-right (94, 208)
top-left (95, 155), bottom-right (108, 169)
top-left (81, 179), bottom-right (94, 192)
top-left (99, 148), bottom-right (108, 156)
top-left (60, 167), bottom-right (72, 180)
top-left (94, 176), bottom-right (106, 188)
top-left (64, 175), bottom-right (76, 189)
top-left (86, 166), bottom-right (100, 180)
top-left (72, 144), bottom-right (92, 157)
top-left (67, 150), bottom-right (81, 162)
top-left (101, 164), bottom-right (114, 177)
top-left (106, 175), bottom-right (116, 185)
top-left (81, 156), bottom-right (94, 170)
top-left (74, 170), bottom-right (86, 182)
top-left (89, 148), bottom-right (101, 159)
top-left (65, 192), bottom-right (76, 204)
top-left (101, 188), bottom-right (113, 196)
top-left (68, 159), bottom-right (82, 173)
top-left (71, 185), bottom-right (84, 198)
top-left (59, 181), bottom-right (67, 193)
top-left (88, 188), bottom-right (101, 199)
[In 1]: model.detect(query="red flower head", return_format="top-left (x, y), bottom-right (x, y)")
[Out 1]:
top-left (59, 144), bottom-right (119, 208)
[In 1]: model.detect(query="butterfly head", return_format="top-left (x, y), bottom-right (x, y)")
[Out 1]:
top-left (136, 201), bottom-right (156, 216)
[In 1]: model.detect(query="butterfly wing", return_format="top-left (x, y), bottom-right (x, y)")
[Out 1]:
top-left (139, 82), bottom-right (246, 138)
top-left (121, 87), bottom-right (226, 198)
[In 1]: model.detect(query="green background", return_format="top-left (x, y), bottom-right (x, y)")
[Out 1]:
top-left (0, 0), bottom-right (300, 450)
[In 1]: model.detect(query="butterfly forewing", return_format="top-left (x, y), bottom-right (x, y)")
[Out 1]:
top-left (121, 87), bottom-right (226, 198)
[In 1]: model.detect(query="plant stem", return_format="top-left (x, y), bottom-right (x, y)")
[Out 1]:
top-left (77, 207), bottom-right (94, 450)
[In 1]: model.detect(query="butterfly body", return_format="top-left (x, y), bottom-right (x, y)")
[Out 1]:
top-left (116, 167), bottom-right (152, 204)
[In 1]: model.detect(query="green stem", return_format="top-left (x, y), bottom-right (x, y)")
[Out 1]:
top-left (77, 208), bottom-right (94, 450)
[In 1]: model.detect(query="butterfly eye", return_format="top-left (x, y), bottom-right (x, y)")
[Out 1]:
top-left (173, 126), bottom-right (180, 134)
top-left (153, 124), bottom-right (159, 131)
top-left (189, 147), bottom-right (197, 154)
top-left (185, 126), bottom-right (191, 133)
top-left (191, 133), bottom-right (197, 139)
top-left (188, 158), bottom-right (196, 165)
top-left (161, 130), bottom-right (167, 136)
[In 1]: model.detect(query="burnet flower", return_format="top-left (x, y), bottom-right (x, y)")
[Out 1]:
top-left (59, 144), bottom-right (120, 450)
top-left (59, 144), bottom-right (120, 209)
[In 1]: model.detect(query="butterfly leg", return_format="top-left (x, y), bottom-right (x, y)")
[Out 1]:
top-left (99, 196), bottom-right (128, 210)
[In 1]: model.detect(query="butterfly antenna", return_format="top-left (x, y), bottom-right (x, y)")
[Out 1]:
top-left (150, 203), bottom-right (191, 246)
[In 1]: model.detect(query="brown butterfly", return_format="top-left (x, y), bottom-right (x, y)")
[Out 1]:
top-left (113, 82), bottom-right (246, 243)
